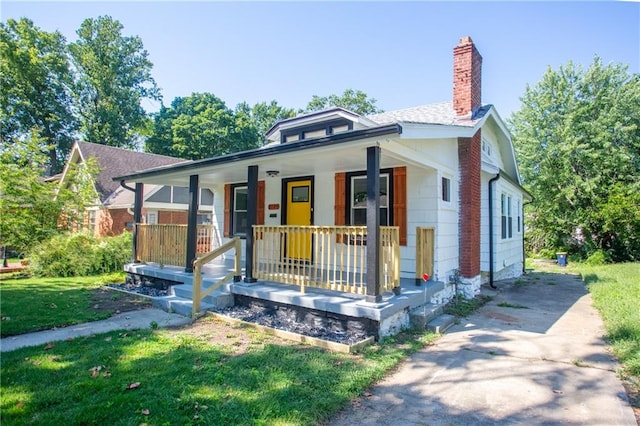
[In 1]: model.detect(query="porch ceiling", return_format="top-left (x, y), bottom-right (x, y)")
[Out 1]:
top-left (123, 135), bottom-right (420, 188)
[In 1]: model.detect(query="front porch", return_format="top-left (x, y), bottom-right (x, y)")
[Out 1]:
top-left (125, 255), bottom-right (446, 340)
top-left (126, 223), bottom-right (441, 339)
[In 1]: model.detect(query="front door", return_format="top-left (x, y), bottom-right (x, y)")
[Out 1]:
top-left (285, 178), bottom-right (312, 260)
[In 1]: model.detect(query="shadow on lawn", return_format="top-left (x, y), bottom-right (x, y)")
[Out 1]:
top-left (0, 329), bottom-right (366, 425)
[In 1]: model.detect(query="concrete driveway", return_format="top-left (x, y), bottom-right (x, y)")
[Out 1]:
top-left (329, 271), bottom-right (637, 425)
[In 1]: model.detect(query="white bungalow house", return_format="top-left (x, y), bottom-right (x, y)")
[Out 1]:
top-left (114, 37), bottom-right (531, 336)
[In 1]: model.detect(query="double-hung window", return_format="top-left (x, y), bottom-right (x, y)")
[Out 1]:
top-left (232, 185), bottom-right (248, 236)
top-left (501, 193), bottom-right (513, 239)
top-left (442, 177), bottom-right (451, 202)
top-left (348, 172), bottom-right (391, 226)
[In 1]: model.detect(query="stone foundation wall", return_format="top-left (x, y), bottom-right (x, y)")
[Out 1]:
top-left (378, 307), bottom-right (411, 340)
top-left (126, 272), bottom-right (180, 291)
top-left (493, 262), bottom-right (524, 282)
top-left (234, 295), bottom-right (378, 338)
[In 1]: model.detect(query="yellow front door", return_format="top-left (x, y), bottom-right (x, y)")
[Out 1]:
top-left (286, 179), bottom-right (312, 260)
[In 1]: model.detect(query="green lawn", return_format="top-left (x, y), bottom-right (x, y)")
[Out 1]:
top-left (0, 317), bottom-right (435, 425)
top-left (571, 262), bottom-right (640, 378)
top-left (0, 274), bottom-right (139, 337)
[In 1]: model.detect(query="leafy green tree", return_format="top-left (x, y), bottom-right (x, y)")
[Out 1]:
top-left (0, 18), bottom-right (77, 174)
top-left (0, 135), bottom-right (98, 253)
top-left (236, 100), bottom-right (296, 140)
top-left (302, 88), bottom-right (383, 115)
top-left (146, 93), bottom-right (261, 159)
top-left (69, 16), bottom-right (160, 149)
top-left (510, 57), bottom-right (640, 261)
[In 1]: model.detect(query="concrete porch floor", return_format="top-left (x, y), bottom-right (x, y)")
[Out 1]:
top-left (124, 257), bottom-right (445, 324)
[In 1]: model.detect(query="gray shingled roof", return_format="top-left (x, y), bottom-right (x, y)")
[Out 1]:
top-left (77, 142), bottom-right (185, 202)
top-left (367, 101), bottom-right (491, 127)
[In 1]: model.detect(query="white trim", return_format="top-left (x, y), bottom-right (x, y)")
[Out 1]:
top-left (382, 140), bottom-right (455, 173)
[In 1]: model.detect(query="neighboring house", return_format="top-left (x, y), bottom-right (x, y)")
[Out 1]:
top-left (116, 36), bottom-right (531, 303)
top-left (59, 141), bottom-right (216, 237)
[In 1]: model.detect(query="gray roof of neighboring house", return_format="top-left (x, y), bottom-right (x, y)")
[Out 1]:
top-left (367, 101), bottom-right (492, 127)
top-left (77, 142), bottom-right (185, 202)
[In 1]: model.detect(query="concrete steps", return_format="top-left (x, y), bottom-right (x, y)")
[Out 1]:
top-left (410, 303), bottom-right (445, 328)
top-left (152, 279), bottom-right (236, 318)
top-left (426, 314), bottom-right (457, 333)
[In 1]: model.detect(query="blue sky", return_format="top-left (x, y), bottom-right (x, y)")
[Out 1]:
top-left (2, 1), bottom-right (639, 119)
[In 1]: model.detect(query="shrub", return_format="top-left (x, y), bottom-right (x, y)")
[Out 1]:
top-left (28, 232), bottom-right (132, 277)
top-left (585, 250), bottom-right (610, 266)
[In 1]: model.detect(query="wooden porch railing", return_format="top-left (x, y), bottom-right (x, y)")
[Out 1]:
top-left (416, 227), bottom-right (435, 283)
top-left (136, 224), bottom-right (220, 267)
top-left (192, 237), bottom-right (241, 318)
top-left (252, 226), bottom-right (400, 296)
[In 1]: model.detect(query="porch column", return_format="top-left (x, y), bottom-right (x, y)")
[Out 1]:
top-left (185, 174), bottom-right (199, 273)
top-left (132, 182), bottom-right (144, 263)
top-left (366, 146), bottom-right (382, 303)
top-left (244, 165), bottom-right (258, 282)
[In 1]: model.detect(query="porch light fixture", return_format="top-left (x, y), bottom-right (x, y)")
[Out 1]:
top-left (266, 170), bottom-right (279, 177)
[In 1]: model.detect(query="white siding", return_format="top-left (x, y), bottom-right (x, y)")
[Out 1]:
top-left (313, 171), bottom-right (335, 226)
top-left (402, 137), bottom-right (460, 282)
top-left (480, 175), bottom-right (524, 281)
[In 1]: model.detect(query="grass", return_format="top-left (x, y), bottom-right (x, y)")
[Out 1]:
top-left (0, 317), bottom-right (437, 425)
top-left (0, 273), bottom-right (138, 337)
top-left (571, 262), bottom-right (640, 378)
top-left (497, 302), bottom-right (528, 309)
top-left (444, 294), bottom-right (492, 317)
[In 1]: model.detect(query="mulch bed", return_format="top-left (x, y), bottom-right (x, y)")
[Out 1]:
top-left (213, 305), bottom-right (372, 346)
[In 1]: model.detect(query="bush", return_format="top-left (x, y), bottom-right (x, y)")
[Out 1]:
top-left (585, 250), bottom-right (610, 266)
top-left (28, 232), bottom-right (132, 277)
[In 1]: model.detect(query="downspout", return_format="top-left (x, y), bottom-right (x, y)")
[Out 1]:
top-left (120, 180), bottom-right (136, 193)
top-left (522, 198), bottom-right (534, 274)
top-left (488, 173), bottom-right (500, 289)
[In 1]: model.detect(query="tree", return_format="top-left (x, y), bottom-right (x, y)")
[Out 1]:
top-left (510, 57), bottom-right (640, 261)
top-left (0, 135), bottom-right (98, 253)
top-left (146, 93), bottom-right (260, 160)
top-left (69, 16), bottom-right (160, 149)
top-left (0, 18), bottom-right (77, 174)
top-left (302, 88), bottom-right (383, 115)
top-left (237, 100), bottom-right (295, 139)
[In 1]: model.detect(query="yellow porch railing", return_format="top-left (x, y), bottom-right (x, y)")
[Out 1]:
top-left (192, 237), bottom-right (241, 318)
top-left (416, 227), bottom-right (435, 282)
top-left (136, 224), bottom-right (219, 267)
top-left (252, 226), bottom-right (400, 296)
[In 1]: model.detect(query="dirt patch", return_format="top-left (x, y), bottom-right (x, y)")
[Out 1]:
top-left (164, 315), bottom-right (300, 355)
top-left (482, 310), bottom-right (521, 323)
top-left (90, 287), bottom-right (152, 316)
top-left (621, 377), bottom-right (640, 424)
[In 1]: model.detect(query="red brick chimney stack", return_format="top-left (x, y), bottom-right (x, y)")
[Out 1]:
top-left (453, 36), bottom-right (483, 117)
top-left (456, 36), bottom-right (483, 280)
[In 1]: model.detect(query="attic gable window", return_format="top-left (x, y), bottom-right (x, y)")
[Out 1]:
top-left (280, 120), bottom-right (353, 143)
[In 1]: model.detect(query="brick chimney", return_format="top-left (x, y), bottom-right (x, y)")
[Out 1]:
top-left (456, 36), bottom-right (482, 280)
top-left (453, 36), bottom-right (482, 117)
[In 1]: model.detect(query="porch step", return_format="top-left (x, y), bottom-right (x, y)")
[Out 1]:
top-left (171, 282), bottom-right (234, 307)
top-left (409, 303), bottom-right (445, 328)
top-left (426, 314), bottom-right (457, 334)
top-left (152, 295), bottom-right (215, 318)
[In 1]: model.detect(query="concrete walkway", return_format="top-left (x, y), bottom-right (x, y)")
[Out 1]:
top-left (330, 271), bottom-right (637, 425)
top-left (0, 308), bottom-right (191, 352)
